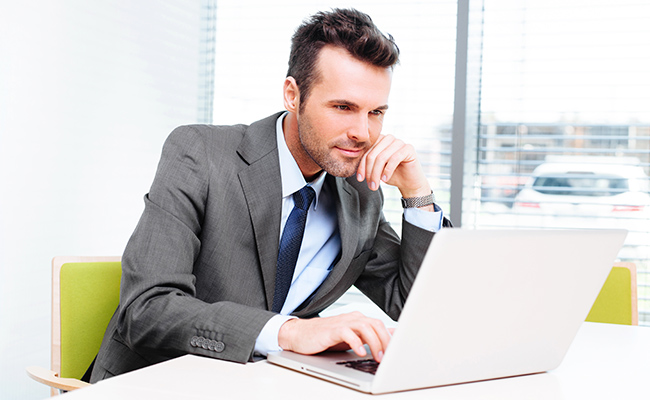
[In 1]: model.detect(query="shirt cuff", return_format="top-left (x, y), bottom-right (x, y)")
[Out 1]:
top-left (403, 203), bottom-right (444, 232)
top-left (254, 314), bottom-right (297, 356)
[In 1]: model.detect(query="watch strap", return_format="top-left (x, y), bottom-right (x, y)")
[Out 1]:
top-left (401, 191), bottom-right (435, 208)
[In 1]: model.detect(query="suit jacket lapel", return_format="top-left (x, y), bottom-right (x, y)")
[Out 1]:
top-left (295, 176), bottom-right (361, 316)
top-left (236, 113), bottom-right (284, 310)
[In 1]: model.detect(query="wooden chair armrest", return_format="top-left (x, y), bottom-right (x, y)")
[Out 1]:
top-left (26, 366), bottom-right (91, 392)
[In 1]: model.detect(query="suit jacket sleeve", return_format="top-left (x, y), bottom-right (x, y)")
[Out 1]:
top-left (352, 191), bottom-right (440, 321)
top-left (115, 126), bottom-right (275, 365)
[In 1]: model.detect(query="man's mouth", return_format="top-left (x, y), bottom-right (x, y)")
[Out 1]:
top-left (334, 140), bottom-right (368, 158)
top-left (336, 147), bottom-right (364, 157)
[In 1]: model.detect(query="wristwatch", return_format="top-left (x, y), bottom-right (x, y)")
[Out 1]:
top-left (400, 191), bottom-right (435, 208)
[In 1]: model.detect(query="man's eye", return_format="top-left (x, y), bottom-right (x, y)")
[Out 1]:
top-left (336, 105), bottom-right (350, 111)
top-left (370, 110), bottom-right (384, 116)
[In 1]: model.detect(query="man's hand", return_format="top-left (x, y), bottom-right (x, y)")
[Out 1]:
top-left (277, 312), bottom-right (391, 362)
top-left (357, 134), bottom-right (432, 207)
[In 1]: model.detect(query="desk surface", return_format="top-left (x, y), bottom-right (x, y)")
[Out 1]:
top-left (57, 322), bottom-right (649, 399)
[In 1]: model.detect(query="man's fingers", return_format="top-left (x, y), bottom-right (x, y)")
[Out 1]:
top-left (361, 135), bottom-right (417, 191)
top-left (360, 319), bottom-right (391, 362)
top-left (361, 134), bottom-right (394, 190)
top-left (351, 323), bottom-right (381, 358)
top-left (339, 328), bottom-right (367, 357)
top-left (278, 312), bottom-right (392, 362)
top-left (356, 153), bottom-right (367, 183)
top-left (333, 315), bottom-right (390, 362)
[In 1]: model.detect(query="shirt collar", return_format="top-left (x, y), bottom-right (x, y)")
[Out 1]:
top-left (276, 112), bottom-right (326, 209)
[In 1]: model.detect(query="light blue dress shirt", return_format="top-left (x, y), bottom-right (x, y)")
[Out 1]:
top-left (254, 113), bottom-right (444, 355)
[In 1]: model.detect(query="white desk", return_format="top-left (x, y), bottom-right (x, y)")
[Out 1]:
top-left (56, 322), bottom-right (649, 399)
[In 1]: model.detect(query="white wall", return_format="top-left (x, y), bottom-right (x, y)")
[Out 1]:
top-left (0, 2), bottom-right (204, 398)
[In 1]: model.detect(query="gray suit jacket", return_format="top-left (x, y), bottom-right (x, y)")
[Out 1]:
top-left (90, 112), bottom-right (437, 382)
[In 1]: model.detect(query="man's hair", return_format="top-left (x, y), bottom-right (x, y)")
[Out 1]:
top-left (287, 8), bottom-right (400, 108)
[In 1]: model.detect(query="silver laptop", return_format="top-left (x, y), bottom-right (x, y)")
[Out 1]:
top-left (267, 228), bottom-right (627, 394)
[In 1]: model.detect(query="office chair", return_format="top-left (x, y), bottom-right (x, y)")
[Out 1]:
top-left (586, 262), bottom-right (638, 325)
top-left (26, 256), bottom-right (121, 395)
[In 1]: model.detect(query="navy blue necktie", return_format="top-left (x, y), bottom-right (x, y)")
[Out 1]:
top-left (272, 186), bottom-right (316, 313)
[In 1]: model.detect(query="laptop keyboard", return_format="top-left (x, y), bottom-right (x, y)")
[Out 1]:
top-left (336, 359), bottom-right (379, 375)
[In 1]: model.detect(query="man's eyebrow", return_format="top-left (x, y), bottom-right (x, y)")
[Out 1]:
top-left (328, 99), bottom-right (359, 108)
top-left (328, 100), bottom-right (389, 111)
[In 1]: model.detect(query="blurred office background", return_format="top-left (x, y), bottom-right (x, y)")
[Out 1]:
top-left (1, 1), bottom-right (648, 398)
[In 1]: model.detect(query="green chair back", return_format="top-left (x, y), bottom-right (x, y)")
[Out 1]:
top-left (586, 264), bottom-right (637, 325)
top-left (59, 262), bottom-right (121, 379)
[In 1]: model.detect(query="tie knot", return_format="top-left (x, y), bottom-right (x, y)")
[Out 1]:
top-left (293, 186), bottom-right (315, 211)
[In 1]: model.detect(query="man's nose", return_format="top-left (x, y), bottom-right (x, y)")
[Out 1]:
top-left (347, 114), bottom-right (370, 142)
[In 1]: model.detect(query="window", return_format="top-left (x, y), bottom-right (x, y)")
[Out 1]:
top-left (468, 0), bottom-right (650, 325)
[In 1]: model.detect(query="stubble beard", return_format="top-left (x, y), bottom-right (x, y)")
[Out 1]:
top-left (297, 116), bottom-right (368, 178)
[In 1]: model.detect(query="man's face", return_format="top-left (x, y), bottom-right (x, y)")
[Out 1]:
top-left (291, 46), bottom-right (393, 179)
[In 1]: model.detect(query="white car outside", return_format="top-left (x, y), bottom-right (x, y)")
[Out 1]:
top-left (512, 157), bottom-right (650, 259)
top-left (513, 157), bottom-right (650, 218)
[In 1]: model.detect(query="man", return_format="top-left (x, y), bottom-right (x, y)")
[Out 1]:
top-left (90, 8), bottom-right (450, 382)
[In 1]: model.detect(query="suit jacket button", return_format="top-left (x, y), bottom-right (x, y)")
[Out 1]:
top-left (214, 341), bottom-right (225, 353)
top-left (190, 336), bottom-right (199, 347)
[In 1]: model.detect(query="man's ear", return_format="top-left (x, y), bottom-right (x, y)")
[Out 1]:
top-left (283, 77), bottom-right (300, 113)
